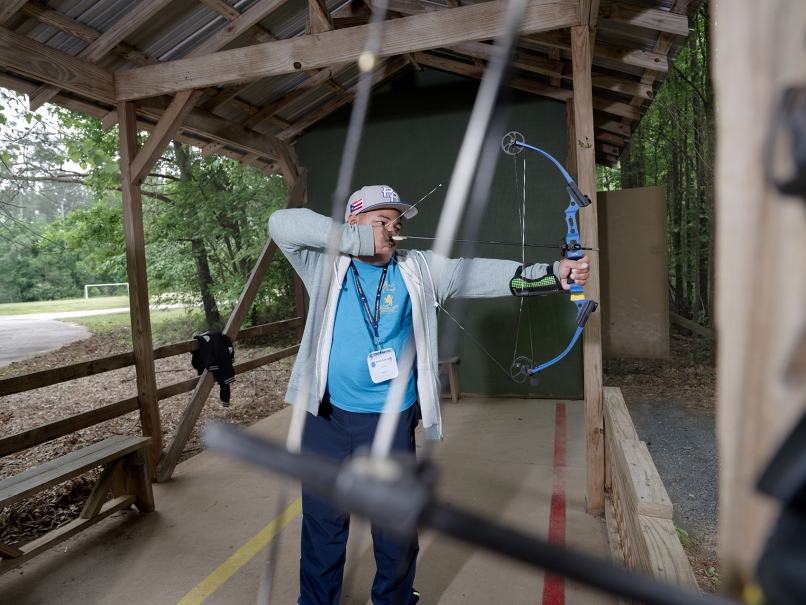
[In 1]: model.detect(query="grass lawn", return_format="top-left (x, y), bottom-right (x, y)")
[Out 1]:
top-left (0, 296), bottom-right (130, 316)
top-left (70, 307), bottom-right (192, 333)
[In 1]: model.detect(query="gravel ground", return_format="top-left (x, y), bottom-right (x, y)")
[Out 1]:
top-left (626, 397), bottom-right (719, 560)
top-left (604, 332), bottom-right (720, 592)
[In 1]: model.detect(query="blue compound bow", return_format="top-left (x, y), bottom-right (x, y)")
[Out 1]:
top-left (501, 131), bottom-right (599, 386)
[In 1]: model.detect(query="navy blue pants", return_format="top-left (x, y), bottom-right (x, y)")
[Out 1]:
top-left (299, 400), bottom-right (420, 605)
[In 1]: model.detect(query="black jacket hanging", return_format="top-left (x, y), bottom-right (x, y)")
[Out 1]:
top-left (191, 330), bottom-right (235, 407)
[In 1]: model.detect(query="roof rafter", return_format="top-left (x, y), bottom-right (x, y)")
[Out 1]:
top-left (114, 0), bottom-right (581, 101)
top-left (279, 56), bottom-right (409, 142)
top-left (28, 0), bottom-right (175, 109)
top-left (598, 0), bottom-right (689, 37)
top-left (448, 40), bottom-right (653, 99)
top-left (414, 53), bottom-right (631, 156)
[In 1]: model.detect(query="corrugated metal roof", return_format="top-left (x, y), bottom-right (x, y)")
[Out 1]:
top-left (0, 0), bottom-right (707, 167)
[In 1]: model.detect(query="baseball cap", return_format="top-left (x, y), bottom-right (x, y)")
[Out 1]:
top-left (345, 185), bottom-right (418, 222)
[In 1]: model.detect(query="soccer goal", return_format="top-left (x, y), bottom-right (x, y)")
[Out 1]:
top-left (84, 283), bottom-right (130, 299)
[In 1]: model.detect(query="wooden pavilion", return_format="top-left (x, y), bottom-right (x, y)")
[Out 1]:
top-left (4, 0), bottom-right (781, 600)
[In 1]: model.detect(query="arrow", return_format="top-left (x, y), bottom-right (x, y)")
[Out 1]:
top-left (392, 235), bottom-right (598, 252)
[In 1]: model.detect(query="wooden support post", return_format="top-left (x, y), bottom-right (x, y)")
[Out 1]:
top-left (565, 97), bottom-right (578, 179)
top-left (713, 1), bottom-right (806, 594)
top-left (118, 101), bottom-right (162, 478)
top-left (129, 88), bottom-right (204, 185)
top-left (111, 447), bottom-right (155, 512)
top-left (571, 24), bottom-right (604, 512)
top-left (156, 171), bottom-right (308, 482)
top-left (80, 458), bottom-right (124, 519)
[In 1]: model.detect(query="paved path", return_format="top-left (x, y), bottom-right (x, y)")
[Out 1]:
top-left (0, 317), bottom-right (92, 368)
top-left (0, 305), bottom-right (189, 367)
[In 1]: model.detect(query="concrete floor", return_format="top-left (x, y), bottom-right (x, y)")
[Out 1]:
top-left (0, 399), bottom-right (615, 605)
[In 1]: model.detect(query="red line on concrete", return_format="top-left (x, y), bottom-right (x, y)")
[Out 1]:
top-left (542, 403), bottom-right (567, 605)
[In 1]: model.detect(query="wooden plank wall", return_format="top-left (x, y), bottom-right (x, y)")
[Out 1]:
top-left (713, 1), bottom-right (806, 594)
top-left (603, 387), bottom-right (698, 590)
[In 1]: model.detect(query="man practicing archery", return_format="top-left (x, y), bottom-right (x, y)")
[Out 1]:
top-left (268, 184), bottom-right (589, 605)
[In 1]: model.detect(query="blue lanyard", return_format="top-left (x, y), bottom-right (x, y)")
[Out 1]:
top-left (350, 260), bottom-right (389, 351)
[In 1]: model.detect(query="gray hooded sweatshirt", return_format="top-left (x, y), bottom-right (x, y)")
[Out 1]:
top-left (268, 208), bottom-right (558, 440)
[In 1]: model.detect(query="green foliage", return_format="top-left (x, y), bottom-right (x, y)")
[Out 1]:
top-left (675, 525), bottom-right (693, 551)
top-left (43, 108), bottom-right (294, 327)
top-left (597, 3), bottom-right (715, 340)
top-left (0, 97), bottom-right (294, 322)
top-left (703, 565), bottom-right (720, 586)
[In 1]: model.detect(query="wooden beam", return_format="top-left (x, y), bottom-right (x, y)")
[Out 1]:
top-left (0, 496), bottom-right (135, 576)
top-left (0, 67), bottom-right (276, 173)
top-left (579, 0), bottom-right (601, 26)
top-left (599, 0), bottom-right (689, 37)
top-left (0, 0), bottom-right (27, 24)
top-left (594, 139), bottom-right (619, 157)
top-left (114, 0), bottom-right (581, 100)
top-left (270, 136), bottom-right (300, 187)
top-left (280, 57), bottom-right (409, 141)
top-left (566, 98), bottom-right (577, 178)
top-left (595, 128), bottom-right (624, 146)
top-left (524, 31), bottom-right (669, 73)
top-left (589, 72), bottom-right (652, 99)
top-left (200, 81), bottom-right (255, 112)
top-left (156, 173), bottom-right (308, 482)
top-left (80, 458), bottom-right (124, 519)
top-left (187, 0), bottom-right (287, 58)
top-left (0, 398), bottom-right (139, 458)
top-left (86, 0), bottom-right (175, 63)
top-left (712, 1), bottom-right (806, 592)
top-left (594, 115), bottom-right (630, 136)
top-left (118, 100), bottom-right (162, 477)
top-left (669, 312), bottom-right (716, 341)
top-left (130, 89), bottom-right (203, 185)
top-left (198, 0), bottom-right (277, 44)
top-left (592, 96), bottom-right (640, 120)
top-left (309, 0), bottom-right (334, 34)
top-left (136, 96), bottom-right (279, 160)
top-left (548, 46), bottom-right (562, 87)
top-left (0, 542), bottom-right (23, 559)
top-left (27, 0), bottom-right (174, 109)
top-left (571, 24), bottom-right (604, 512)
top-left (239, 64), bottom-right (349, 130)
top-left (618, 1), bottom-right (693, 128)
top-left (0, 26), bottom-right (115, 104)
top-left (448, 39), bottom-right (652, 99)
top-left (414, 52), bottom-right (573, 101)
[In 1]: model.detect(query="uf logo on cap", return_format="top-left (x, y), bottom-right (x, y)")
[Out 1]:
top-left (380, 186), bottom-right (399, 203)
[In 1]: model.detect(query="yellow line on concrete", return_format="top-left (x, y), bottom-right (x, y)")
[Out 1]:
top-left (177, 498), bottom-right (302, 605)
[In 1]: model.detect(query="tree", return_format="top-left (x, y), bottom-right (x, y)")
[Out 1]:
top-left (597, 2), bottom-right (715, 349)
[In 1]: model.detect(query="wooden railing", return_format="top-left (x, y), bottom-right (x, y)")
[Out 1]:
top-left (669, 312), bottom-right (716, 341)
top-left (603, 386), bottom-right (699, 592)
top-left (0, 317), bottom-right (302, 460)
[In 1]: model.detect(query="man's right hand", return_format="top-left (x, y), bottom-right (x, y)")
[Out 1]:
top-left (373, 223), bottom-right (397, 258)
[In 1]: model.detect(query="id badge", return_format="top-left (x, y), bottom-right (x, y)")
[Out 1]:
top-left (367, 348), bottom-right (399, 384)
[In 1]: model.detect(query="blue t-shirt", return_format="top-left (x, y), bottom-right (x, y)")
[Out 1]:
top-left (326, 258), bottom-right (417, 413)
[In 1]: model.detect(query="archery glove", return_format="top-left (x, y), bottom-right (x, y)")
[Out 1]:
top-left (510, 265), bottom-right (563, 297)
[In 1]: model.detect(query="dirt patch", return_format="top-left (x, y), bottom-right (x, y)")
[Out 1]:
top-left (604, 331), bottom-right (719, 593)
top-left (0, 326), bottom-right (296, 548)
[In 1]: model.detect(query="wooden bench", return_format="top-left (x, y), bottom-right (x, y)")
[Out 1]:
top-left (438, 356), bottom-right (461, 405)
top-left (0, 435), bottom-right (153, 574)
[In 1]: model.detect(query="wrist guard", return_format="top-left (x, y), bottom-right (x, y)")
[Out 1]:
top-left (510, 265), bottom-right (563, 297)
